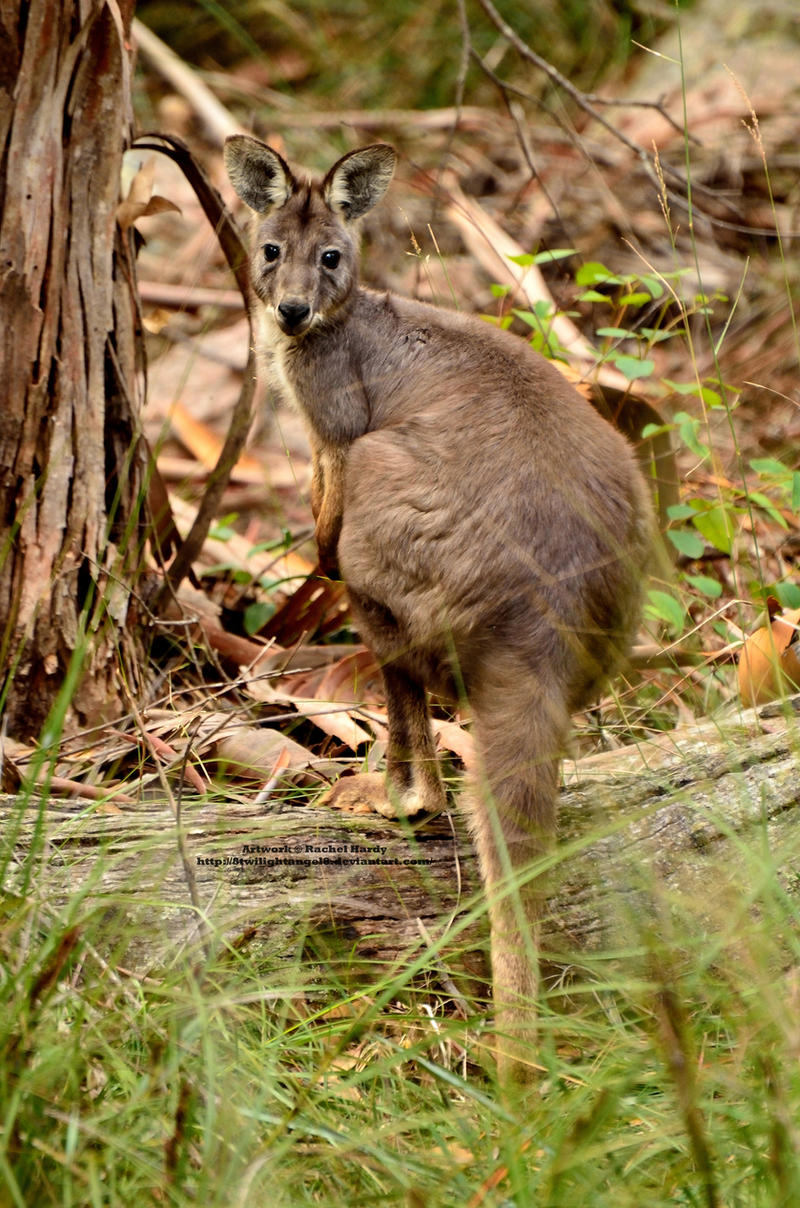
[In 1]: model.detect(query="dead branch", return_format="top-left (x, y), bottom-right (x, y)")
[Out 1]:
top-left (5, 705), bottom-right (799, 979)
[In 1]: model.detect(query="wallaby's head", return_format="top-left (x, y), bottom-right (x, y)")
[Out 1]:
top-left (224, 137), bottom-right (397, 337)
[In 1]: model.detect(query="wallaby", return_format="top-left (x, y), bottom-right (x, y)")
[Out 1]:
top-left (224, 136), bottom-right (654, 1084)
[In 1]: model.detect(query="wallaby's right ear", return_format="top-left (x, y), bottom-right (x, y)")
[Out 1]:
top-left (224, 135), bottom-right (294, 214)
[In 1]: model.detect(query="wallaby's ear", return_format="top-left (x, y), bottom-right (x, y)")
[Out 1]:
top-left (224, 135), bottom-right (294, 214)
top-left (323, 144), bottom-right (397, 222)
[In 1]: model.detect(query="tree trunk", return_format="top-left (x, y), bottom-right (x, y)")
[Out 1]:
top-left (0, 0), bottom-right (143, 740)
top-left (4, 706), bottom-right (799, 982)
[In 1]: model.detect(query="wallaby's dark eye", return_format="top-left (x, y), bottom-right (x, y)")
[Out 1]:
top-left (264, 243), bottom-right (280, 263)
top-left (321, 249), bottom-right (341, 270)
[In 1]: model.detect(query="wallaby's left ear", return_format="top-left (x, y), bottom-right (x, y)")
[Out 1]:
top-left (323, 144), bottom-right (397, 222)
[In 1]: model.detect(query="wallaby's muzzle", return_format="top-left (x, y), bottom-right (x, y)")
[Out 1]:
top-left (276, 299), bottom-right (312, 336)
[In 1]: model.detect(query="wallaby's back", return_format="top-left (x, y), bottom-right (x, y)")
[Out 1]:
top-left (225, 136), bottom-right (653, 1086)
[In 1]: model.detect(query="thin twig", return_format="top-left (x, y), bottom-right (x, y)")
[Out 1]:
top-left (133, 134), bottom-right (258, 603)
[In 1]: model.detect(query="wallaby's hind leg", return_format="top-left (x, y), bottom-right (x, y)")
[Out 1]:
top-left (468, 652), bottom-right (569, 1085)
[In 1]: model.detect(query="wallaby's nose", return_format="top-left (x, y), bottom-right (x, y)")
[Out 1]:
top-left (277, 300), bottom-right (312, 334)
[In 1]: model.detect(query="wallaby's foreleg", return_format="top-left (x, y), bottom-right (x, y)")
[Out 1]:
top-left (322, 663), bottom-right (447, 818)
top-left (310, 442), bottom-right (347, 578)
top-left (469, 656), bottom-right (568, 1086)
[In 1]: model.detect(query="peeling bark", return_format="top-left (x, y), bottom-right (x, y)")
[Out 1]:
top-left (0, 0), bottom-right (143, 738)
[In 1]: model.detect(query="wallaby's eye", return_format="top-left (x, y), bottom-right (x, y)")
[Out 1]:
top-left (321, 249), bottom-right (341, 270)
top-left (264, 243), bottom-right (280, 263)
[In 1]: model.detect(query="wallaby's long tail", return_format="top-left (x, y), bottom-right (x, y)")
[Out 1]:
top-left (468, 652), bottom-right (569, 1085)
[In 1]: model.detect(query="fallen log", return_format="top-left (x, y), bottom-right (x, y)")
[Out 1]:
top-left (3, 700), bottom-right (799, 985)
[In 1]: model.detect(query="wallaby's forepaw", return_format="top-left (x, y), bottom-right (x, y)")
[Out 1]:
top-left (314, 536), bottom-right (341, 580)
top-left (315, 555), bottom-right (341, 581)
top-left (321, 772), bottom-right (429, 819)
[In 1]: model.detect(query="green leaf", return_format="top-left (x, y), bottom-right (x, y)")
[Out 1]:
top-left (642, 421), bottom-right (674, 439)
top-left (667, 529), bottom-right (706, 558)
top-left (533, 247), bottom-right (578, 264)
top-left (686, 573), bottom-right (723, 599)
top-left (513, 301), bottom-right (554, 323)
top-left (691, 504), bottom-right (734, 554)
top-left (244, 601), bottom-right (276, 635)
top-left (667, 502), bottom-right (699, 521)
top-left (596, 326), bottom-right (635, 339)
top-left (577, 289), bottom-right (609, 303)
top-left (575, 261), bottom-right (623, 287)
top-left (674, 412), bottom-right (710, 459)
top-left (618, 291), bottom-right (651, 306)
top-left (774, 581), bottom-right (800, 610)
top-left (640, 275), bottom-right (665, 299)
top-left (792, 472), bottom-right (800, 512)
top-left (644, 589), bottom-right (685, 632)
top-left (749, 456), bottom-right (790, 479)
top-left (662, 379), bottom-right (702, 396)
top-left (611, 355), bottom-right (655, 380)
top-left (639, 328), bottom-right (676, 343)
top-left (699, 386), bottom-right (723, 408)
top-left (748, 490), bottom-right (788, 529)
top-left (490, 282), bottom-right (511, 298)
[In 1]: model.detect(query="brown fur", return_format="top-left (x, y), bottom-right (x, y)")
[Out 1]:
top-left (225, 137), bottom-right (654, 1084)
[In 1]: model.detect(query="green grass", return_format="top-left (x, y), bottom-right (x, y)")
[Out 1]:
top-left (3, 791), bottom-right (800, 1207)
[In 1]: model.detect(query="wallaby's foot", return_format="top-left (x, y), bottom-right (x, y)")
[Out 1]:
top-left (320, 772), bottom-right (384, 815)
top-left (322, 771), bottom-right (431, 819)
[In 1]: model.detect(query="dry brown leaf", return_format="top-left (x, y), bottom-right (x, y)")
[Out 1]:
top-left (212, 725), bottom-right (327, 781)
top-left (313, 648), bottom-right (381, 702)
top-left (737, 606), bottom-right (800, 706)
top-left (293, 700), bottom-right (374, 749)
top-left (168, 400), bottom-right (264, 483)
top-left (117, 157), bottom-right (181, 231)
top-left (432, 718), bottom-right (475, 768)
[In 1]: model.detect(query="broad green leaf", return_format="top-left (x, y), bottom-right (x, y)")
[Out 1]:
top-left (667, 503), bottom-right (699, 521)
top-left (774, 581), bottom-right (800, 609)
top-left (612, 354), bottom-right (655, 380)
top-left (749, 456), bottom-right (791, 478)
top-left (644, 589), bottom-right (685, 632)
top-left (667, 529), bottom-right (706, 558)
top-left (640, 275), bottom-right (665, 298)
top-left (748, 490), bottom-right (788, 529)
top-left (533, 247), bottom-right (577, 264)
top-left (674, 412), bottom-right (710, 459)
top-left (575, 261), bottom-right (624, 286)
top-left (596, 326), bottom-right (636, 339)
top-left (691, 504), bottom-right (734, 554)
top-left (699, 386), bottom-right (723, 408)
top-left (639, 328), bottom-right (676, 343)
top-left (618, 291), bottom-right (652, 306)
top-left (577, 289), bottom-right (610, 303)
top-left (513, 302), bottom-right (554, 328)
top-left (244, 601), bottom-right (276, 635)
top-left (793, 472), bottom-right (800, 512)
top-left (662, 379), bottom-right (702, 395)
top-left (686, 573), bottom-right (723, 599)
top-left (642, 421), bottom-right (674, 439)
